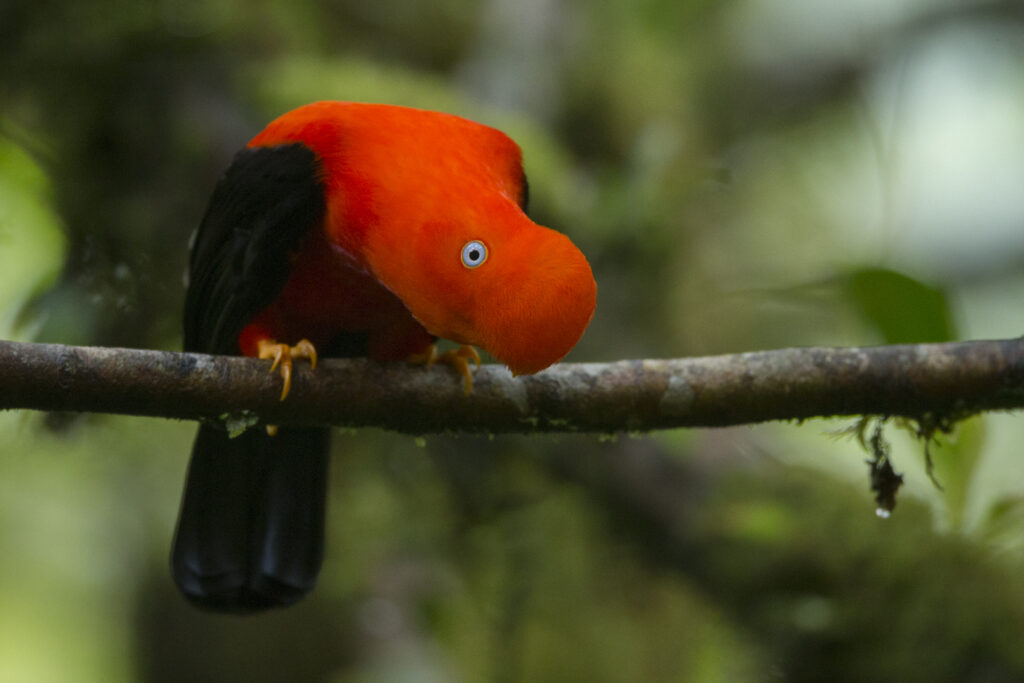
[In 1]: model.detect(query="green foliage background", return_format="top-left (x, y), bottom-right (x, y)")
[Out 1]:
top-left (4, 1), bottom-right (1024, 681)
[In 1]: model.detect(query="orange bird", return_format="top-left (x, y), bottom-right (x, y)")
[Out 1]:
top-left (173, 102), bottom-right (596, 611)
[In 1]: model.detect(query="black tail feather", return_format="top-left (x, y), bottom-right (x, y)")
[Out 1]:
top-left (171, 424), bottom-right (329, 613)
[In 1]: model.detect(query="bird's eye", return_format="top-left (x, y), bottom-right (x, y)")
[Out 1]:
top-left (461, 240), bottom-right (488, 269)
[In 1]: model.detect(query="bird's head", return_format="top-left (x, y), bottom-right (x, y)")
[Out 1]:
top-left (366, 195), bottom-right (595, 375)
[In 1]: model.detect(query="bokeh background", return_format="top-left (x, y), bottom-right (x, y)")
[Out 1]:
top-left (4, 0), bottom-right (1024, 681)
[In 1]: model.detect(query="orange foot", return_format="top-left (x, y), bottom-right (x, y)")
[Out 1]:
top-left (438, 346), bottom-right (482, 396)
top-left (258, 338), bottom-right (318, 401)
top-left (409, 344), bottom-right (481, 395)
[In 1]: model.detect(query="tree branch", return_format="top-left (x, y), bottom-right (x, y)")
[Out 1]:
top-left (2, 338), bottom-right (1023, 433)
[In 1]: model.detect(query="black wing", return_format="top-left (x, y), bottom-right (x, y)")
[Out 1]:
top-left (184, 143), bottom-right (326, 354)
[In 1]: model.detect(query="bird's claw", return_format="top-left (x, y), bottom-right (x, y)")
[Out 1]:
top-left (438, 345), bottom-right (481, 395)
top-left (258, 338), bottom-right (318, 401)
top-left (408, 344), bottom-right (480, 395)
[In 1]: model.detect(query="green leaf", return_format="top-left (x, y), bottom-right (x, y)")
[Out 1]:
top-left (841, 267), bottom-right (956, 344)
top-left (978, 495), bottom-right (1024, 556)
top-left (922, 417), bottom-right (986, 531)
top-left (0, 135), bottom-right (67, 339)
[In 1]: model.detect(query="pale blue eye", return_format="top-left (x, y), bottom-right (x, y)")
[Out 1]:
top-left (461, 240), bottom-right (488, 268)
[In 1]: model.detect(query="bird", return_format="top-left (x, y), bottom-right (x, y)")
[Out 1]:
top-left (172, 101), bottom-right (597, 612)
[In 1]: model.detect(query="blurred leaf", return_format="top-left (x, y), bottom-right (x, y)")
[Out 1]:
top-left (980, 495), bottom-right (1024, 557)
top-left (920, 416), bottom-right (986, 531)
top-left (840, 267), bottom-right (956, 344)
top-left (721, 500), bottom-right (795, 543)
top-left (0, 134), bottom-right (66, 339)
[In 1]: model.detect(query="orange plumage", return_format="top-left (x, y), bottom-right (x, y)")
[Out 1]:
top-left (174, 102), bottom-right (595, 611)
top-left (243, 101), bottom-right (596, 374)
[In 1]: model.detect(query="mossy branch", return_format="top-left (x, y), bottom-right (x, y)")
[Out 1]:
top-left (1, 339), bottom-right (1023, 433)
